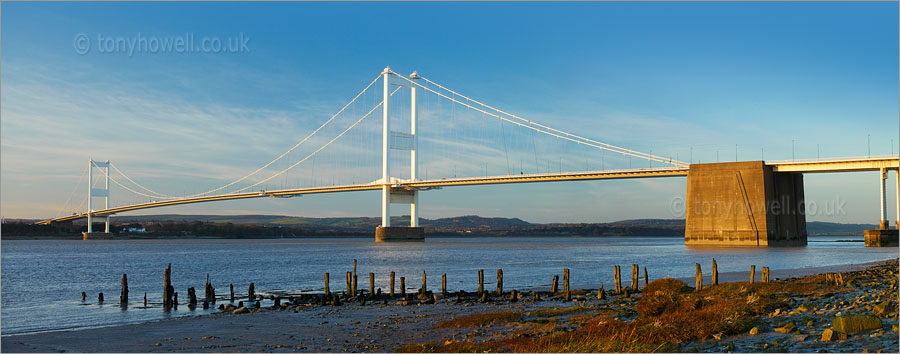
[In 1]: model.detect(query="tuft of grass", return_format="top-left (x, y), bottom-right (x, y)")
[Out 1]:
top-left (434, 311), bottom-right (522, 328)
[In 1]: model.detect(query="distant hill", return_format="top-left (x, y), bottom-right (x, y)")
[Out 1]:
top-left (806, 221), bottom-right (877, 236)
top-left (109, 214), bottom-right (533, 232)
top-left (2, 214), bottom-right (876, 238)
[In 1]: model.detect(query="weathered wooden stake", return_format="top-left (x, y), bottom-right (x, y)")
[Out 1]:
top-left (346, 272), bottom-right (352, 296)
top-left (695, 263), bottom-right (703, 291)
top-left (597, 285), bottom-right (605, 299)
top-left (421, 270), bottom-right (427, 294)
top-left (551, 275), bottom-right (559, 294)
top-left (712, 259), bottom-right (719, 286)
top-left (120, 273), bottom-right (128, 304)
top-left (390, 271), bottom-right (396, 297)
top-left (369, 272), bottom-right (375, 297)
top-left (188, 287), bottom-right (198, 305)
top-left (98, 292), bottom-right (104, 303)
top-left (82, 292), bottom-right (86, 301)
top-left (614, 265), bottom-right (622, 294)
top-left (478, 269), bottom-right (484, 294)
top-left (248, 283), bottom-right (255, 301)
top-left (143, 292), bottom-right (147, 307)
top-left (324, 273), bottom-right (331, 298)
top-left (229, 284), bottom-right (235, 302)
top-left (173, 292), bottom-right (177, 307)
top-left (644, 267), bottom-right (649, 288)
top-left (441, 274), bottom-right (447, 296)
top-left (509, 290), bottom-right (518, 303)
top-left (631, 264), bottom-right (639, 291)
top-left (496, 269), bottom-right (503, 295)
top-left (400, 277), bottom-right (406, 296)
top-left (563, 268), bottom-right (570, 301)
top-left (163, 263), bottom-right (173, 308)
top-left (352, 274), bottom-right (358, 296)
top-left (762, 267), bottom-right (769, 283)
top-left (353, 259), bottom-right (357, 279)
top-left (750, 265), bottom-right (756, 284)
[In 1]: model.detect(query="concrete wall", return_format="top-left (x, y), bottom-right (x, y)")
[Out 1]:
top-left (685, 161), bottom-right (807, 247)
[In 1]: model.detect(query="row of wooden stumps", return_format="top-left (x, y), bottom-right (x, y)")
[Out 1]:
top-left (88, 263), bottom-right (254, 310)
top-left (89, 259), bottom-right (790, 309)
top-left (694, 259), bottom-right (771, 291)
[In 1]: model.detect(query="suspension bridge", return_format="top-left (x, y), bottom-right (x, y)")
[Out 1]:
top-left (36, 67), bottom-right (899, 246)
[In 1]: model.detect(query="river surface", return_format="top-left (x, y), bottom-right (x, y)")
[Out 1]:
top-left (1, 236), bottom-right (896, 335)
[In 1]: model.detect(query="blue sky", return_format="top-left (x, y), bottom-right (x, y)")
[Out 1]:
top-left (2, 1), bottom-right (898, 224)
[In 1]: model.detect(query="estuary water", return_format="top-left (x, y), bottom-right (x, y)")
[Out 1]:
top-left (1, 236), bottom-right (896, 335)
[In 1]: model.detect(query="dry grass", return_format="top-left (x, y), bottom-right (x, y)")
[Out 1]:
top-left (433, 311), bottom-right (523, 329)
top-left (526, 306), bottom-right (590, 318)
top-left (401, 278), bottom-right (842, 353)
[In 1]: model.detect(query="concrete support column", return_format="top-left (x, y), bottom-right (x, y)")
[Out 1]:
top-left (880, 168), bottom-right (888, 230)
top-left (87, 159), bottom-right (93, 233)
top-left (105, 160), bottom-right (110, 233)
top-left (410, 76), bottom-right (418, 227)
top-left (381, 67), bottom-right (391, 227)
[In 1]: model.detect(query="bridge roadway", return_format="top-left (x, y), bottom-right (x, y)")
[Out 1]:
top-left (37, 156), bottom-right (898, 225)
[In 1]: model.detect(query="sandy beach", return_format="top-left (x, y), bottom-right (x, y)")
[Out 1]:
top-left (2, 259), bottom-right (897, 353)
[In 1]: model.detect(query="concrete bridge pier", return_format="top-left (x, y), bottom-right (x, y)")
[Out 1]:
top-left (685, 161), bottom-right (806, 247)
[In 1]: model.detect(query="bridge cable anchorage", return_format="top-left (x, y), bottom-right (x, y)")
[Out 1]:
top-left (394, 70), bottom-right (688, 168)
top-left (227, 86), bottom-right (403, 194)
top-left (54, 166), bottom-right (88, 218)
top-left (106, 74), bottom-right (383, 200)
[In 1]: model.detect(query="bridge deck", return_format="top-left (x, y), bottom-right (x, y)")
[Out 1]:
top-left (37, 156), bottom-right (898, 225)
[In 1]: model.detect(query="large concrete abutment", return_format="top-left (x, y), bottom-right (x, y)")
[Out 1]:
top-left (685, 161), bottom-right (807, 247)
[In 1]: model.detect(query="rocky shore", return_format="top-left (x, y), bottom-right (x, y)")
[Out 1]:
top-left (2, 259), bottom-right (897, 353)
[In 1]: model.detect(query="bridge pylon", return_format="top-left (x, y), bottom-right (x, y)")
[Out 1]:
top-left (376, 68), bottom-right (424, 242)
top-left (84, 159), bottom-right (113, 240)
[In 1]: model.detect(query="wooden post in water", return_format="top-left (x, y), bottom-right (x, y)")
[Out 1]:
top-left (82, 292), bottom-right (86, 301)
top-left (695, 263), bottom-right (703, 291)
top-left (597, 285), bottom-right (605, 299)
top-left (631, 264), bottom-right (638, 291)
top-left (750, 265), bottom-right (756, 284)
top-left (120, 274), bottom-right (128, 305)
top-left (188, 287), bottom-right (197, 305)
top-left (229, 284), bottom-right (234, 302)
top-left (163, 263), bottom-right (173, 309)
top-left (400, 277), bottom-right (406, 297)
top-left (172, 292), bottom-right (177, 308)
top-left (762, 267), bottom-right (769, 283)
top-left (98, 292), bottom-right (104, 303)
top-left (551, 275), bottom-right (559, 294)
top-left (369, 273), bottom-right (375, 297)
top-left (346, 272), bottom-right (352, 296)
top-left (352, 274), bottom-right (358, 296)
top-left (353, 259), bottom-right (357, 279)
top-left (712, 259), bottom-right (718, 286)
top-left (390, 271), bottom-right (396, 297)
top-left (421, 270), bottom-right (427, 294)
top-left (643, 267), bottom-right (649, 288)
top-left (248, 283), bottom-right (255, 301)
top-left (324, 273), bottom-right (331, 298)
top-left (478, 269), bottom-right (484, 295)
top-left (614, 265), bottom-right (622, 294)
top-left (144, 292), bottom-right (147, 307)
top-left (441, 274), bottom-right (447, 296)
top-left (496, 269), bottom-right (503, 295)
top-left (563, 268), bottom-right (570, 301)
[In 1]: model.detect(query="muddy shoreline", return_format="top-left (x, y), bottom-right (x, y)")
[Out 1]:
top-left (2, 259), bottom-right (897, 353)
